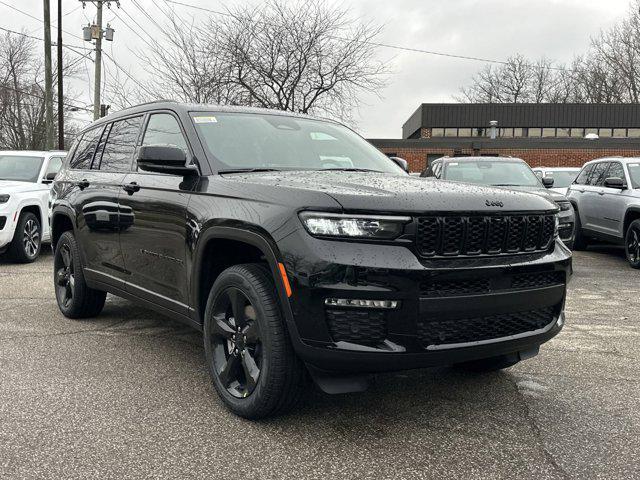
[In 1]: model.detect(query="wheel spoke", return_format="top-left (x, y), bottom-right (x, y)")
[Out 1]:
top-left (211, 313), bottom-right (235, 339)
top-left (228, 288), bottom-right (247, 327)
top-left (60, 246), bottom-right (71, 268)
top-left (56, 268), bottom-right (67, 286)
top-left (218, 353), bottom-right (240, 387)
top-left (241, 350), bottom-right (260, 393)
top-left (243, 322), bottom-right (260, 344)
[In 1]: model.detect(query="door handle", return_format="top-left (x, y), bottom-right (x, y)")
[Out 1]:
top-left (77, 179), bottom-right (90, 190)
top-left (122, 181), bottom-right (141, 194)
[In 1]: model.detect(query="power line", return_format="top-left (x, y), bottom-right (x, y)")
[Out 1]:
top-left (0, 26), bottom-right (92, 56)
top-left (0, 0), bottom-right (84, 42)
top-left (0, 84), bottom-right (92, 112)
top-left (162, 0), bottom-right (573, 72)
top-left (101, 49), bottom-right (157, 98)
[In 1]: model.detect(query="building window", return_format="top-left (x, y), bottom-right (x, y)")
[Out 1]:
top-left (542, 128), bottom-right (555, 137)
top-left (585, 128), bottom-right (598, 136)
top-left (500, 128), bottom-right (513, 137)
top-left (444, 128), bottom-right (457, 137)
top-left (471, 128), bottom-right (486, 137)
top-left (557, 128), bottom-right (570, 137)
top-left (457, 128), bottom-right (472, 137)
top-left (628, 129), bottom-right (640, 138)
top-left (431, 128), bottom-right (444, 137)
top-left (613, 128), bottom-right (627, 137)
top-left (513, 128), bottom-right (524, 137)
top-left (570, 128), bottom-right (584, 137)
top-left (598, 128), bottom-right (612, 137)
top-left (528, 128), bottom-right (542, 137)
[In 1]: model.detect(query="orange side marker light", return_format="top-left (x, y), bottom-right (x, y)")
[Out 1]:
top-left (278, 262), bottom-right (292, 297)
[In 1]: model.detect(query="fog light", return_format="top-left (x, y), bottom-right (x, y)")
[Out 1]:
top-left (324, 298), bottom-right (399, 309)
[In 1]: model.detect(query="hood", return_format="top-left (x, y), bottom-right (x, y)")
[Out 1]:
top-left (0, 180), bottom-right (46, 194)
top-left (222, 171), bottom-right (557, 213)
top-left (495, 185), bottom-right (567, 202)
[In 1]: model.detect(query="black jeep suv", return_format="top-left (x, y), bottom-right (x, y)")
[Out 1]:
top-left (50, 101), bottom-right (571, 419)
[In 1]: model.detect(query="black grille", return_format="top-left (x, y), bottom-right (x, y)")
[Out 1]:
top-left (417, 307), bottom-right (555, 347)
top-left (420, 270), bottom-right (565, 297)
top-left (512, 271), bottom-right (564, 289)
top-left (416, 214), bottom-right (556, 258)
top-left (326, 309), bottom-right (386, 346)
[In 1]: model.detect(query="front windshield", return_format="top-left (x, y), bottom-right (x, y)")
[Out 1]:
top-left (628, 163), bottom-right (640, 189)
top-left (442, 160), bottom-right (541, 187)
top-left (543, 170), bottom-right (579, 188)
top-left (0, 155), bottom-right (44, 183)
top-left (190, 112), bottom-right (404, 174)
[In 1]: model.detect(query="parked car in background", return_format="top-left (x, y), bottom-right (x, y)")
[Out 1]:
top-left (50, 101), bottom-right (570, 419)
top-left (421, 156), bottom-right (576, 248)
top-left (567, 157), bottom-right (640, 268)
top-left (532, 167), bottom-right (581, 195)
top-left (0, 150), bottom-right (66, 262)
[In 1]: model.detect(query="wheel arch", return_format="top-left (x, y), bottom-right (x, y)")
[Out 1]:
top-left (50, 208), bottom-right (77, 249)
top-left (191, 225), bottom-right (295, 330)
top-left (623, 207), bottom-right (640, 236)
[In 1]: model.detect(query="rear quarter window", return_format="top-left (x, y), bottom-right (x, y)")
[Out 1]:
top-left (70, 126), bottom-right (104, 170)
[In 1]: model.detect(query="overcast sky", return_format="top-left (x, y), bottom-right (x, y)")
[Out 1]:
top-left (5, 0), bottom-right (632, 138)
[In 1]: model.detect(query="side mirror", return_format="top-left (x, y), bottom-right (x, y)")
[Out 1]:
top-left (389, 156), bottom-right (409, 173)
top-left (542, 176), bottom-right (554, 188)
top-left (42, 171), bottom-right (57, 183)
top-left (136, 145), bottom-right (198, 175)
top-left (604, 176), bottom-right (626, 189)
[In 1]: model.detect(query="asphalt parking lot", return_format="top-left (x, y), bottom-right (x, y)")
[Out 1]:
top-left (1, 248), bottom-right (639, 479)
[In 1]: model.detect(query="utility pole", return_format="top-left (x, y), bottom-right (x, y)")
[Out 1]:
top-left (93, 0), bottom-right (102, 120)
top-left (81, 1), bottom-right (117, 120)
top-left (57, 0), bottom-right (64, 149)
top-left (43, 0), bottom-right (54, 149)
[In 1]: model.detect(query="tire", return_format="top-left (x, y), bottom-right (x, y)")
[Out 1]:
top-left (203, 263), bottom-right (305, 419)
top-left (454, 353), bottom-right (521, 373)
top-left (625, 219), bottom-right (640, 269)
top-left (572, 208), bottom-right (589, 251)
top-left (54, 231), bottom-right (106, 318)
top-left (7, 211), bottom-right (42, 263)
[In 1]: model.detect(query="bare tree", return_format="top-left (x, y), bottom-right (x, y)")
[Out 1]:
top-left (106, 0), bottom-right (388, 121)
top-left (0, 31), bottom-right (82, 149)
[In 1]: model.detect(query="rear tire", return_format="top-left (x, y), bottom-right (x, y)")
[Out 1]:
top-left (203, 263), bottom-right (305, 419)
top-left (625, 219), bottom-right (640, 269)
top-left (7, 212), bottom-right (41, 263)
top-left (454, 353), bottom-right (521, 373)
top-left (572, 208), bottom-right (589, 251)
top-left (54, 231), bottom-right (106, 318)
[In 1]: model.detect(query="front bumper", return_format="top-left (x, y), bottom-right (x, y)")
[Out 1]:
top-left (278, 231), bottom-right (572, 374)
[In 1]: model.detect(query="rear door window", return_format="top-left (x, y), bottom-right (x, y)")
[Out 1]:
top-left (574, 164), bottom-right (593, 185)
top-left (70, 126), bottom-right (104, 170)
top-left (95, 116), bottom-right (143, 172)
top-left (606, 162), bottom-right (625, 182)
top-left (588, 162), bottom-right (610, 186)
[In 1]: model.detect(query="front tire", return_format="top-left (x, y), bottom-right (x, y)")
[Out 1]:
top-left (625, 219), bottom-right (640, 269)
top-left (203, 263), bottom-right (305, 419)
top-left (572, 208), bottom-right (589, 251)
top-left (7, 212), bottom-right (41, 263)
top-left (54, 231), bottom-right (106, 318)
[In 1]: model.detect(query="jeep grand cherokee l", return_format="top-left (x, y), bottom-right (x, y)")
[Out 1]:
top-left (50, 102), bottom-right (571, 419)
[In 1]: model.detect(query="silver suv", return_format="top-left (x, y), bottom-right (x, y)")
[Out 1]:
top-left (567, 157), bottom-right (640, 268)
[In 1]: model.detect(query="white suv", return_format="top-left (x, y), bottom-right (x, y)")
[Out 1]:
top-left (0, 151), bottom-right (66, 262)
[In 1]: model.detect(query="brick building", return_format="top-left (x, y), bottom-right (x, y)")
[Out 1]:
top-left (369, 103), bottom-right (640, 173)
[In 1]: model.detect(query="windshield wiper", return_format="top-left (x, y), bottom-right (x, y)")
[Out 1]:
top-left (218, 168), bottom-right (282, 174)
top-left (319, 168), bottom-right (384, 173)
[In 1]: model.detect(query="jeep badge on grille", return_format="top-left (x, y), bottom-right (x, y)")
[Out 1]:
top-left (485, 200), bottom-right (504, 207)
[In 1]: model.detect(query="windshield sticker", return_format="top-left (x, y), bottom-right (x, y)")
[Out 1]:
top-left (449, 162), bottom-right (458, 166)
top-left (193, 116), bottom-right (218, 124)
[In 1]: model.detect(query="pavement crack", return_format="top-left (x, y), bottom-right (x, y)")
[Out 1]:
top-left (509, 376), bottom-right (570, 479)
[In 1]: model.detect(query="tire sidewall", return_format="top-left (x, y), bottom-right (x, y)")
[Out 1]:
top-left (54, 231), bottom-right (83, 316)
top-left (11, 212), bottom-right (41, 262)
top-left (203, 267), bottom-right (279, 416)
top-left (625, 220), bottom-right (640, 269)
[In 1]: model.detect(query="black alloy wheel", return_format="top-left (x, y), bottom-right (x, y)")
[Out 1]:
top-left (55, 243), bottom-right (75, 309)
top-left (209, 287), bottom-right (263, 398)
top-left (626, 220), bottom-right (640, 269)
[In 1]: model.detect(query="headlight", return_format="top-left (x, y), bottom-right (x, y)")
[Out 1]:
top-left (556, 200), bottom-right (572, 212)
top-left (299, 212), bottom-right (410, 239)
top-left (0, 194), bottom-right (9, 204)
